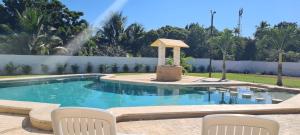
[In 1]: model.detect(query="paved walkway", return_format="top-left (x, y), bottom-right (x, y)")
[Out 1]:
top-left (118, 114), bottom-right (300, 135)
top-left (1, 113), bottom-right (300, 135)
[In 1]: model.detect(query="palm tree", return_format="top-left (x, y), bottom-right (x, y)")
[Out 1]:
top-left (260, 25), bottom-right (298, 86)
top-left (209, 29), bottom-right (234, 80)
top-left (101, 12), bottom-right (127, 46)
top-left (123, 23), bottom-right (145, 56)
top-left (17, 8), bottom-right (44, 54)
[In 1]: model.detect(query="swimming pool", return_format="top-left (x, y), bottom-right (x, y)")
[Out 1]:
top-left (0, 76), bottom-right (296, 109)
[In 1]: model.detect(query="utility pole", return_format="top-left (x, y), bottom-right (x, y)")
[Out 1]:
top-left (208, 10), bottom-right (216, 78)
top-left (237, 8), bottom-right (243, 37)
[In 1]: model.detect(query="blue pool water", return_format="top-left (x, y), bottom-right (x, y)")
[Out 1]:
top-left (0, 76), bottom-right (296, 109)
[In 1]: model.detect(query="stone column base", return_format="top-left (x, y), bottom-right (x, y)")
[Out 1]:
top-left (156, 65), bottom-right (182, 81)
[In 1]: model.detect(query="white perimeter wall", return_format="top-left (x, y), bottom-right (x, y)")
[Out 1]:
top-left (0, 55), bottom-right (299, 76)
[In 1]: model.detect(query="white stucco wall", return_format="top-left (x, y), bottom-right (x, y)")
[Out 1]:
top-left (0, 55), bottom-right (157, 74)
top-left (0, 55), bottom-right (299, 76)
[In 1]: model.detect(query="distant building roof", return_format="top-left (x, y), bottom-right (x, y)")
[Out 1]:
top-left (151, 38), bottom-right (189, 48)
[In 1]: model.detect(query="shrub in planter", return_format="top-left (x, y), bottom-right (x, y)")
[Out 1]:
top-left (21, 65), bottom-right (32, 74)
top-left (56, 63), bottom-right (67, 74)
top-left (186, 66), bottom-right (193, 73)
top-left (111, 64), bottom-right (118, 73)
top-left (145, 65), bottom-right (151, 73)
top-left (99, 64), bottom-right (109, 73)
top-left (192, 66), bottom-right (197, 73)
top-left (198, 66), bottom-right (206, 73)
top-left (123, 64), bottom-right (129, 72)
top-left (206, 66), bottom-right (217, 73)
top-left (86, 62), bottom-right (93, 73)
top-left (268, 71), bottom-right (275, 75)
top-left (243, 70), bottom-right (250, 74)
top-left (5, 62), bottom-right (18, 75)
top-left (134, 64), bottom-right (143, 72)
top-left (41, 64), bottom-right (49, 74)
top-left (71, 64), bottom-right (80, 74)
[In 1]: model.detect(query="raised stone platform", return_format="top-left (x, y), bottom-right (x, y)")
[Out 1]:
top-left (156, 65), bottom-right (182, 81)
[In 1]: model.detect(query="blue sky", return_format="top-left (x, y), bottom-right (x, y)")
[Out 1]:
top-left (61, 0), bottom-right (300, 37)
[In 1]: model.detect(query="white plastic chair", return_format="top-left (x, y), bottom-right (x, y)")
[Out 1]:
top-left (202, 114), bottom-right (279, 135)
top-left (51, 107), bottom-right (117, 135)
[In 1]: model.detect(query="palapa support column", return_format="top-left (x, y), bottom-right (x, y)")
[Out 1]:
top-left (150, 38), bottom-right (189, 81)
top-left (158, 46), bottom-right (166, 66)
top-left (173, 47), bottom-right (180, 66)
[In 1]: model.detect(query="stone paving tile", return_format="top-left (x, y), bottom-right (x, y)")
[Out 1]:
top-left (0, 113), bottom-right (51, 135)
top-left (117, 114), bottom-right (300, 135)
top-left (1, 113), bottom-right (300, 135)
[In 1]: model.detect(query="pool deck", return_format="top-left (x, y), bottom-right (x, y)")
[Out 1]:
top-left (101, 74), bottom-right (249, 86)
top-left (101, 74), bottom-right (300, 93)
top-left (1, 113), bottom-right (300, 135)
top-left (1, 73), bottom-right (300, 132)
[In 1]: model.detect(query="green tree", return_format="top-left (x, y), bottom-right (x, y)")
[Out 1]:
top-left (259, 25), bottom-right (298, 86)
top-left (242, 38), bottom-right (257, 60)
top-left (139, 30), bottom-right (159, 57)
top-left (209, 29), bottom-right (235, 80)
top-left (98, 12), bottom-right (126, 46)
top-left (122, 23), bottom-right (145, 56)
top-left (185, 23), bottom-right (209, 58)
top-left (0, 0), bottom-right (87, 55)
top-left (254, 21), bottom-right (272, 61)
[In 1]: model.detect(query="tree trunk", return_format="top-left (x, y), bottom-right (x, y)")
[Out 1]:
top-left (221, 53), bottom-right (226, 80)
top-left (277, 52), bottom-right (283, 86)
top-left (208, 57), bottom-right (212, 78)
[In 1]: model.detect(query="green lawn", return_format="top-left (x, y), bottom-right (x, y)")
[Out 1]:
top-left (187, 73), bottom-right (300, 88)
top-left (115, 72), bottom-right (300, 88)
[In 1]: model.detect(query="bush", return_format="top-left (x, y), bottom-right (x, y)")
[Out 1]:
top-left (99, 64), bottom-right (109, 73)
top-left (5, 62), bottom-right (18, 75)
top-left (166, 57), bottom-right (173, 65)
top-left (111, 64), bottom-right (118, 73)
top-left (180, 53), bottom-right (192, 74)
top-left (134, 64), bottom-right (143, 72)
top-left (192, 66), bottom-right (197, 72)
top-left (198, 66), bottom-right (206, 73)
top-left (41, 64), bottom-right (49, 74)
top-left (268, 71), bottom-right (275, 75)
top-left (145, 65), bottom-right (151, 73)
top-left (186, 66), bottom-right (193, 73)
top-left (21, 65), bottom-right (32, 74)
top-left (56, 63), bottom-right (67, 74)
top-left (206, 65), bottom-right (211, 73)
top-left (86, 62), bottom-right (93, 73)
top-left (123, 64), bottom-right (129, 72)
top-left (243, 70), bottom-right (250, 74)
top-left (71, 64), bottom-right (79, 74)
top-left (207, 65), bottom-right (216, 73)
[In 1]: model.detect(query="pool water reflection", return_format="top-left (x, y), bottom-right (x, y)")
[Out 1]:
top-left (0, 76), bottom-right (296, 109)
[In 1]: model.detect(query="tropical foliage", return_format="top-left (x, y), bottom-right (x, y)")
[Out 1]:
top-left (0, 0), bottom-right (87, 55)
top-left (258, 24), bottom-right (298, 86)
top-left (209, 29), bottom-right (235, 80)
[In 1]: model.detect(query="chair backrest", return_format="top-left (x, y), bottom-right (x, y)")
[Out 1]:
top-left (51, 107), bottom-right (117, 135)
top-left (202, 114), bottom-right (279, 135)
